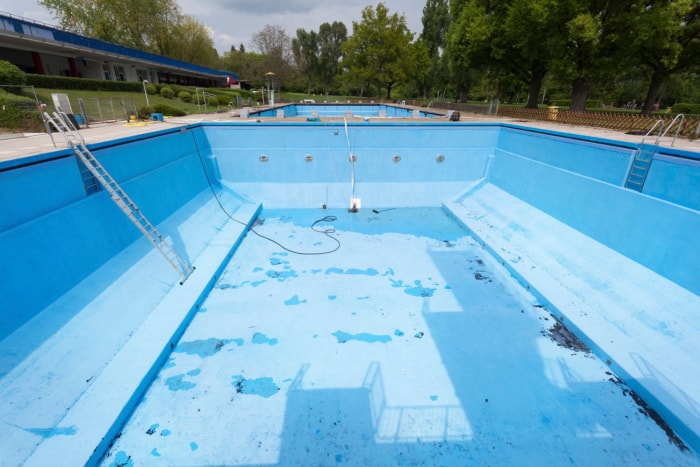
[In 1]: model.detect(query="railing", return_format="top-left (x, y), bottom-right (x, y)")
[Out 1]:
top-left (78, 97), bottom-right (138, 125)
top-left (495, 107), bottom-right (700, 139)
top-left (660, 114), bottom-right (685, 147)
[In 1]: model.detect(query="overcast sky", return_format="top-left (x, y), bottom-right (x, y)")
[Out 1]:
top-left (0, 0), bottom-right (427, 54)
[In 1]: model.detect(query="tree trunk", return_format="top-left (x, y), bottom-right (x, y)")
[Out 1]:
top-left (525, 64), bottom-right (547, 109)
top-left (570, 77), bottom-right (592, 111)
top-left (641, 68), bottom-right (666, 115)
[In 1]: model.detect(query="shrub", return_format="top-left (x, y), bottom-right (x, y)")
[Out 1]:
top-left (671, 103), bottom-right (700, 116)
top-left (160, 86), bottom-right (175, 99)
top-left (0, 89), bottom-right (43, 130)
top-left (137, 105), bottom-right (154, 119)
top-left (206, 96), bottom-right (218, 106)
top-left (178, 91), bottom-right (192, 103)
top-left (145, 83), bottom-right (157, 95)
top-left (0, 60), bottom-right (26, 86)
top-left (26, 74), bottom-right (142, 92)
top-left (153, 104), bottom-right (186, 116)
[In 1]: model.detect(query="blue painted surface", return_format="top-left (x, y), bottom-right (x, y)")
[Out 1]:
top-left (250, 103), bottom-right (440, 118)
top-left (2, 121), bottom-right (700, 464)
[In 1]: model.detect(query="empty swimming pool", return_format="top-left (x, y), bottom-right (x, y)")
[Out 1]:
top-left (1, 122), bottom-right (699, 466)
top-left (249, 103), bottom-right (441, 118)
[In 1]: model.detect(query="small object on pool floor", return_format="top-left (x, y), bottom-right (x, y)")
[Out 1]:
top-left (372, 208), bottom-right (396, 214)
top-left (349, 197), bottom-right (361, 213)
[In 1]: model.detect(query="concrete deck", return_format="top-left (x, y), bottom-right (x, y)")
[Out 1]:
top-left (2, 108), bottom-right (700, 165)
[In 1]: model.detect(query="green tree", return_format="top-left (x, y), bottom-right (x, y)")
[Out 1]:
top-left (220, 48), bottom-right (268, 89)
top-left (293, 29), bottom-right (320, 94)
top-left (38, 0), bottom-right (217, 66)
top-left (420, 0), bottom-right (451, 98)
top-left (633, 0), bottom-right (700, 114)
top-left (445, 0), bottom-right (491, 101)
top-left (251, 25), bottom-right (294, 93)
top-left (342, 3), bottom-right (414, 100)
top-left (318, 22), bottom-right (348, 96)
top-left (548, 0), bottom-right (641, 111)
top-left (168, 16), bottom-right (219, 68)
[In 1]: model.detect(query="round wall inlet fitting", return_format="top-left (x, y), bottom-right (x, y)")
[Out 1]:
top-left (436, 154), bottom-right (445, 163)
top-left (349, 154), bottom-right (358, 162)
top-left (259, 154), bottom-right (269, 162)
top-left (304, 154), bottom-right (313, 162)
top-left (392, 154), bottom-right (401, 163)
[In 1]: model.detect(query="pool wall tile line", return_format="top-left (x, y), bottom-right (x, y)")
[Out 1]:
top-left (22, 202), bottom-right (261, 467)
top-left (444, 185), bottom-right (700, 453)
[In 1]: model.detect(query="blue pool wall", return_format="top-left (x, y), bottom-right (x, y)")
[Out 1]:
top-left (201, 122), bottom-right (497, 208)
top-left (251, 103), bottom-right (440, 118)
top-left (1, 122), bottom-right (699, 339)
top-left (0, 127), bottom-right (219, 338)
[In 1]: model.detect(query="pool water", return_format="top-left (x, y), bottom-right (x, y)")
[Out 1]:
top-left (101, 208), bottom-right (692, 466)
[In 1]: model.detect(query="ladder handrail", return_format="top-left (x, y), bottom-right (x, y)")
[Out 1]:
top-left (660, 113), bottom-right (685, 147)
top-left (47, 112), bottom-right (193, 283)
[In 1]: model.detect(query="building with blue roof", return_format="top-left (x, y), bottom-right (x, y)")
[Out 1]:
top-left (0, 11), bottom-right (239, 88)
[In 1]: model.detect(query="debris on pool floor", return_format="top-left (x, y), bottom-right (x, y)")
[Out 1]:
top-left (101, 208), bottom-right (697, 466)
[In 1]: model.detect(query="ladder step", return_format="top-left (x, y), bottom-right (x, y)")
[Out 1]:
top-left (67, 139), bottom-right (193, 282)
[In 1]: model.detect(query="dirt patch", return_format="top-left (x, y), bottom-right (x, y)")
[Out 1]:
top-left (608, 375), bottom-right (689, 452)
top-left (545, 319), bottom-right (590, 354)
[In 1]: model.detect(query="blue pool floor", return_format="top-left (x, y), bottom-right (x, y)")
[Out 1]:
top-left (100, 208), bottom-right (696, 466)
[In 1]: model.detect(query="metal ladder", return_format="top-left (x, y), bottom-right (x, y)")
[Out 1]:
top-left (624, 119), bottom-right (664, 192)
top-left (660, 113), bottom-right (685, 147)
top-left (44, 111), bottom-right (194, 283)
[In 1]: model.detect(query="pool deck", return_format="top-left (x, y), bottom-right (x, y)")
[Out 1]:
top-left (1, 109), bottom-right (700, 465)
top-left (2, 107), bottom-right (700, 164)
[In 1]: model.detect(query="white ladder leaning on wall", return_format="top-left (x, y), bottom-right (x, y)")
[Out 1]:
top-left (43, 110), bottom-right (194, 283)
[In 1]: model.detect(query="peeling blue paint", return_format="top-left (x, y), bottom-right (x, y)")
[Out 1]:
top-left (232, 375), bottom-right (280, 398)
top-left (165, 374), bottom-right (196, 391)
top-left (266, 269), bottom-right (298, 281)
top-left (151, 448), bottom-right (161, 457)
top-left (285, 295), bottom-right (306, 305)
top-left (251, 280), bottom-right (266, 287)
top-left (325, 267), bottom-right (379, 276)
top-left (109, 451), bottom-right (133, 467)
top-left (25, 425), bottom-right (77, 437)
top-left (252, 332), bottom-right (278, 346)
top-left (328, 295), bottom-right (337, 300)
top-left (146, 424), bottom-right (159, 435)
top-left (404, 281), bottom-right (436, 298)
top-left (190, 442), bottom-right (198, 451)
top-left (175, 338), bottom-right (241, 358)
top-left (394, 329), bottom-right (404, 337)
top-left (161, 429), bottom-right (171, 436)
top-left (430, 395), bottom-right (438, 401)
top-left (332, 331), bottom-right (392, 344)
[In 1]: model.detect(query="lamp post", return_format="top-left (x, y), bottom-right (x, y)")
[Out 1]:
top-left (264, 72), bottom-right (275, 107)
top-left (142, 80), bottom-right (150, 107)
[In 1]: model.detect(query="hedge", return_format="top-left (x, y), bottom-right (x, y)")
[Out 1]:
top-left (25, 74), bottom-right (143, 92)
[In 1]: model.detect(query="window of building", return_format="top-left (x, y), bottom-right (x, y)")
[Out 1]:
top-left (114, 65), bottom-right (126, 81)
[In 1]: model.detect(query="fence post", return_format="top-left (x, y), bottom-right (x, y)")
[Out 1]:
top-left (78, 98), bottom-right (90, 127)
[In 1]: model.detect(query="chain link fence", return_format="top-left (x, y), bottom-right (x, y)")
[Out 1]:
top-left (76, 97), bottom-right (138, 126)
top-left (0, 85), bottom-right (45, 134)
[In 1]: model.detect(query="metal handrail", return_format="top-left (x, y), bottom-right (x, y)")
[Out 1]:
top-left (661, 114), bottom-right (685, 147)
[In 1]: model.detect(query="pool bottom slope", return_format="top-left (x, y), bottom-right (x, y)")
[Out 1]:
top-left (445, 182), bottom-right (700, 454)
top-left (100, 208), bottom-right (696, 466)
top-left (0, 193), bottom-right (261, 467)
